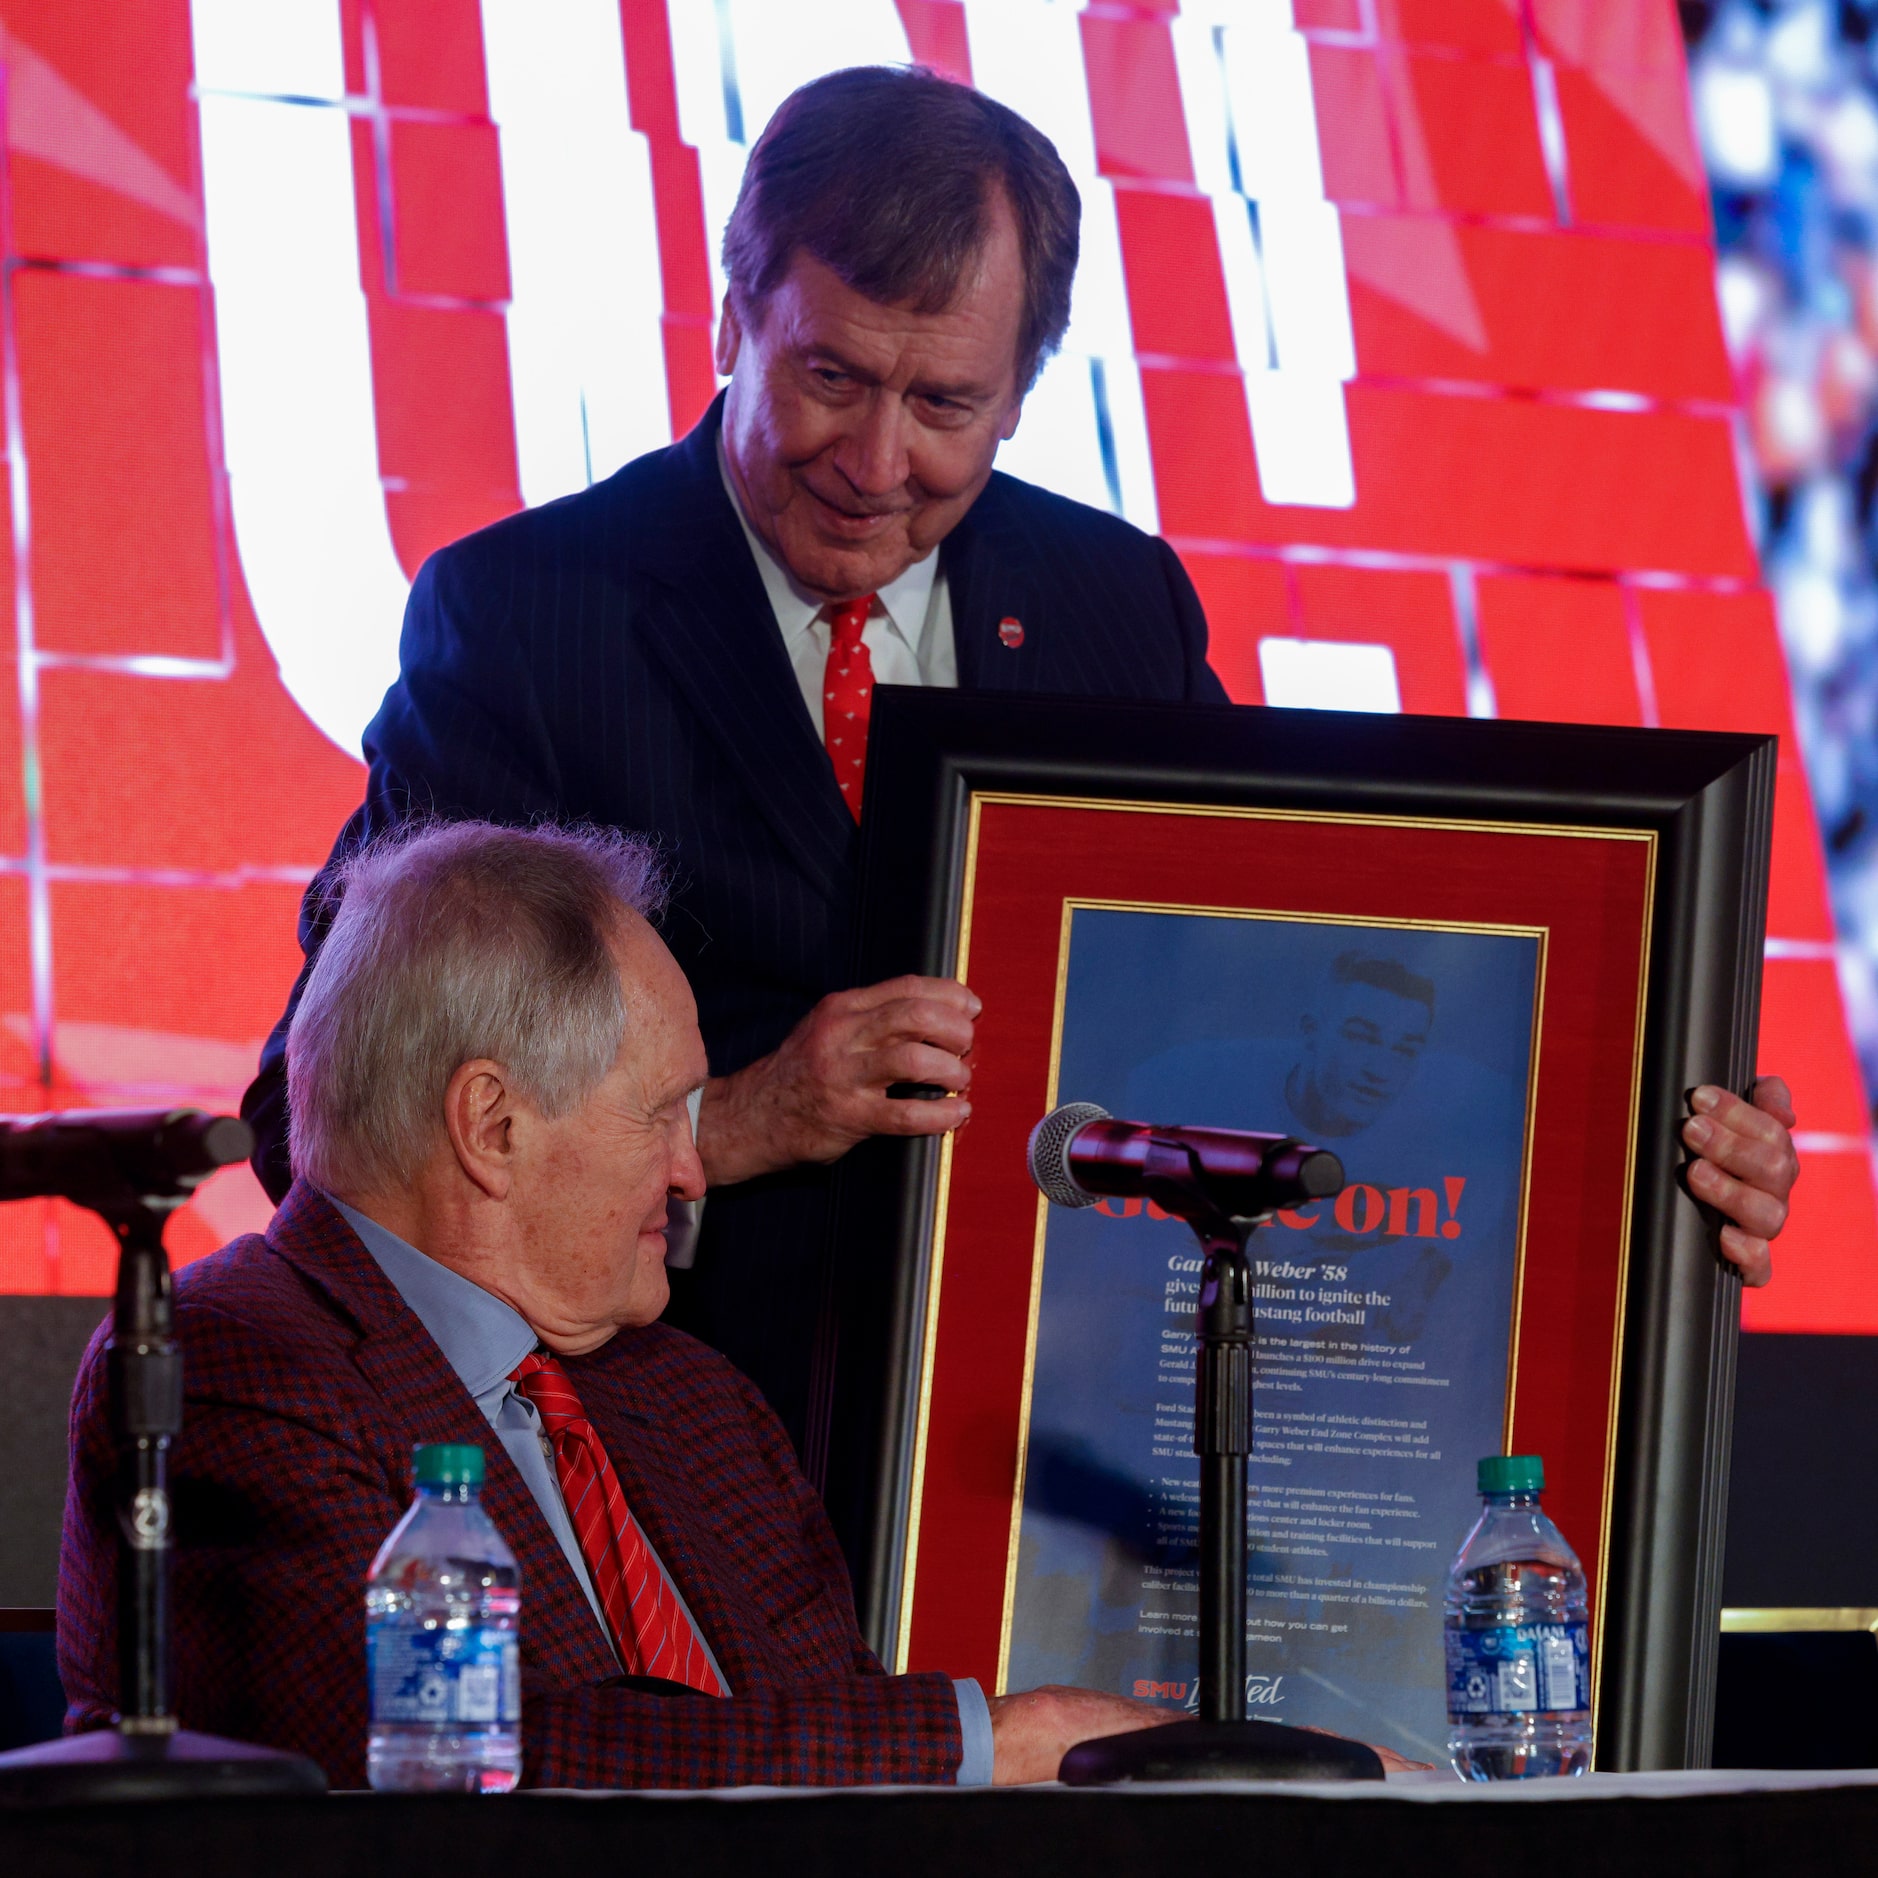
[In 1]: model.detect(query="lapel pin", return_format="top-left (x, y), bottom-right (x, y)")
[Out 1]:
top-left (998, 615), bottom-right (1025, 649)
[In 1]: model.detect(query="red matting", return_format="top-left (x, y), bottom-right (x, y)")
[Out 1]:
top-left (900, 798), bottom-right (1655, 1690)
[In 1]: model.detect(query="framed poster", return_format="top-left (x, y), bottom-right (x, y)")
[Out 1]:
top-left (820, 691), bottom-right (1775, 1772)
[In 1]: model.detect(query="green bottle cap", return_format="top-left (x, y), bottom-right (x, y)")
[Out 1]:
top-left (1478, 1453), bottom-right (1545, 1495)
top-left (413, 1442), bottom-right (484, 1490)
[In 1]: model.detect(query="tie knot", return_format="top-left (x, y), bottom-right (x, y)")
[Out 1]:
top-left (509, 1348), bottom-right (586, 1433)
top-left (825, 594), bottom-right (874, 650)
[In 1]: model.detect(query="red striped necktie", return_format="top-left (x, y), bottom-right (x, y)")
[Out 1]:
top-left (509, 1349), bottom-right (725, 1694)
top-left (822, 592), bottom-right (877, 821)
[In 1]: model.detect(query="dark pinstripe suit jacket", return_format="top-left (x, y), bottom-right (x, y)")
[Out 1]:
top-left (58, 1183), bottom-right (964, 1789)
top-left (243, 396), bottom-right (1227, 1447)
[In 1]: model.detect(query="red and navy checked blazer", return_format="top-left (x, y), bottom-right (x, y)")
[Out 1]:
top-left (57, 1183), bottom-right (963, 1789)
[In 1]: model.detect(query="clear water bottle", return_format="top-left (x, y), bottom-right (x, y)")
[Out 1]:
top-left (1444, 1454), bottom-right (1592, 1781)
top-left (366, 1442), bottom-right (521, 1792)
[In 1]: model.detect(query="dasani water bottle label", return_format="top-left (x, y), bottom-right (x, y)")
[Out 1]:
top-left (1445, 1621), bottom-right (1588, 1716)
top-left (369, 1619), bottom-right (521, 1725)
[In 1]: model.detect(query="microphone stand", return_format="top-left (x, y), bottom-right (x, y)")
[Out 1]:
top-left (1060, 1140), bottom-right (1383, 1782)
top-left (0, 1126), bottom-right (324, 1802)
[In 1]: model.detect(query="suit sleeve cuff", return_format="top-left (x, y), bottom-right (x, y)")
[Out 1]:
top-left (952, 1678), bottom-right (994, 1786)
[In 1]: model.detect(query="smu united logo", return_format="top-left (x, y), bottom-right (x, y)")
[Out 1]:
top-left (189, 0), bottom-right (1359, 756)
top-left (1163, 1673), bottom-right (1285, 1713)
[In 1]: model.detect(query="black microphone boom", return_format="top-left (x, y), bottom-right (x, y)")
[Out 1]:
top-left (0, 1108), bottom-right (253, 1211)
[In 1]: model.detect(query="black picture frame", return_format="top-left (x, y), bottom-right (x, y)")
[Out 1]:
top-left (819, 687), bottom-right (1775, 1772)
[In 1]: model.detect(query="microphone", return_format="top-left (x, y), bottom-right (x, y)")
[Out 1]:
top-left (0, 1108), bottom-right (255, 1209)
top-left (1027, 1102), bottom-right (1344, 1226)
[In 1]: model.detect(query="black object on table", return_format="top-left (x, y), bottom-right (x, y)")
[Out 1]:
top-left (0, 1109), bottom-right (325, 1804)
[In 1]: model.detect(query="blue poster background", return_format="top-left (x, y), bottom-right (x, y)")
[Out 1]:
top-left (1005, 908), bottom-right (1540, 1759)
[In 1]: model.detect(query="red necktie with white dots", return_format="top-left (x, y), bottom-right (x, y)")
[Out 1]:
top-left (510, 1349), bottom-right (725, 1694)
top-left (822, 593), bottom-right (877, 821)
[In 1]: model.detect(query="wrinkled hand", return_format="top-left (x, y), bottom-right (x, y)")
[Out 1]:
top-left (1682, 1076), bottom-right (1799, 1287)
top-left (988, 1685), bottom-right (1178, 1785)
top-left (696, 975), bottom-right (978, 1187)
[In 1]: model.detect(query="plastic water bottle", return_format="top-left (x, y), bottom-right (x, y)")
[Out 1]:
top-left (1444, 1454), bottom-right (1592, 1780)
top-left (366, 1442), bottom-right (521, 1792)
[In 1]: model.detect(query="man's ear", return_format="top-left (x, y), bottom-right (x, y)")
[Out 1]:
top-left (999, 388), bottom-right (1025, 444)
top-left (714, 292), bottom-right (744, 378)
top-left (442, 1058), bottom-right (517, 1200)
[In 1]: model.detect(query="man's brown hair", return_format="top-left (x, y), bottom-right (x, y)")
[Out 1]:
top-left (721, 65), bottom-right (1080, 391)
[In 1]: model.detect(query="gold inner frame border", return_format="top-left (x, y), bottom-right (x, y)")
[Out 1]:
top-left (892, 791), bottom-right (1658, 1711)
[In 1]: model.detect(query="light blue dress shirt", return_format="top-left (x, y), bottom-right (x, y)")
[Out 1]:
top-left (332, 1195), bottom-right (992, 1783)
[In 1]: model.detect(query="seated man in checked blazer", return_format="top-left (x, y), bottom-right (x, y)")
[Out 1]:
top-left (56, 821), bottom-right (1191, 1788)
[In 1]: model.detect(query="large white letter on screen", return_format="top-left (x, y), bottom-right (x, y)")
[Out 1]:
top-left (1173, 2), bottom-right (1358, 509)
top-left (192, 0), bottom-right (411, 757)
top-left (482, 0), bottom-right (669, 508)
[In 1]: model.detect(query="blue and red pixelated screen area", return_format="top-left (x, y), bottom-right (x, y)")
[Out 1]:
top-left (0, 0), bottom-right (1868, 1332)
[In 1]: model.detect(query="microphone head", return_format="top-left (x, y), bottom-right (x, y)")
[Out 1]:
top-left (1295, 1147), bottom-right (1345, 1200)
top-left (1027, 1102), bottom-right (1110, 1208)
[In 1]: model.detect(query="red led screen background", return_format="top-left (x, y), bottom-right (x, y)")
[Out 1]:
top-left (0, 0), bottom-right (1869, 1336)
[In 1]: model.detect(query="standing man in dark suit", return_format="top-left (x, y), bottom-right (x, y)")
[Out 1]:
top-left (244, 66), bottom-right (1801, 1454)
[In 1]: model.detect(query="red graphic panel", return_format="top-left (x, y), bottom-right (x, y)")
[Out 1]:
top-left (1115, 190), bottom-right (1236, 366)
top-left (1291, 564), bottom-right (1467, 717)
top-left (6, 1), bottom-right (197, 270)
top-left (17, 273), bottom-right (222, 661)
top-left (1532, 0), bottom-right (1687, 73)
top-left (894, 0), bottom-right (973, 83)
top-left (1761, 960), bottom-right (1871, 1142)
top-left (357, 0), bottom-right (488, 114)
top-left (1150, 373), bottom-right (1753, 577)
top-left (1474, 575), bottom-right (1642, 728)
top-left (387, 120), bottom-right (510, 301)
top-left (1082, 12), bottom-right (1192, 185)
top-left (1551, 67), bottom-right (1709, 237)
top-left (1374, 0), bottom-right (1524, 57)
top-left (1389, 54), bottom-right (1555, 221)
top-left (1309, 45), bottom-right (1400, 209)
top-left (1182, 554), bottom-right (1291, 706)
top-left (1739, 1150), bottom-right (1878, 1336)
top-left (1343, 218), bottom-right (1733, 400)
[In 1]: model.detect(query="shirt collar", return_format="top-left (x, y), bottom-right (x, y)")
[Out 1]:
top-left (715, 431), bottom-right (938, 650)
top-left (327, 1194), bottom-right (537, 1401)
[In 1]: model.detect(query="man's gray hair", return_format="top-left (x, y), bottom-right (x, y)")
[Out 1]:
top-left (287, 821), bottom-right (668, 1196)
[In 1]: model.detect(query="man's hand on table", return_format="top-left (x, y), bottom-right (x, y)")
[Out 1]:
top-left (696, 975), bottom-right (978, 1187)
top-left (987, 1686), bottom-right (1176, 1785)
top-left (1683, 1076), bottom-right (1800, 1288)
